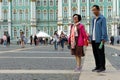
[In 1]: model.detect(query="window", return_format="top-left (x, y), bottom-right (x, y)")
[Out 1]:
top-left (13, 9), bottom-right (17, 21)
top-left (73, 0), bottom-right (76, 3)
top-left (63, 8), bottom-right (68, 22)
top-left (91, 0), bottom-right (94, 2)
top-left (3, 0), bottom-right (8, 5)
top-left (81, 6), bottom-right (86, 19)
top-left (12, 0), bottom-right (17, 6)
top-left (100, 6), bottom-right (104, 14)
top-left (108, 0), bottom-right (111, 2)
top-left (44, 0), bottom-right (47, 6)
top-left (72, 7), bottom-right (77, 15)
top-left (19, 0), bottom-right (22, 5)
top-left (50, 0), bottom-right (53, 6)
top-left (25, 0), bottom-right (29, 6)
top-left (108, 6), bottom-right (112, 18)
top-left (64, 7), bottom-right (68, 18)
top-left (99, 0), bottom-right (103, 2)
top-left (37, 10), bottom-right (40, 20)
top-left (3, 9), bottom-right (7, 21)
top-left (64, 0), bottom-right (67, 3)
top-left (43, 10), bottom-right (47, 20)
top-left (56, 0), bottom-right (58, 6)
top-left (55, 10), bottom-right (58, 20)
top-left (19, 10), bottom-right (23, 22)
top-left (25, 9), bottom-right (29, 21)
top-left (49, 10), bottom-right (54, 20)
top-left (82, 0), bottom-right (86, 2)
top-left (37, 0), bottom-right (41, 6)
top-left (14, 27), bottom-right (17, 39)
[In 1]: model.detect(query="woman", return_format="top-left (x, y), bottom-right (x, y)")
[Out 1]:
top-left (60, 31), bottom-right (66, 50)
top-left (53, 31), bottom-right (59, 50)
top-left (21, 32), bottom-right (25, 48)
top-left (68, 14), bottom-right (87, 72)
top-left (2, 34), bottom-right (7, 47)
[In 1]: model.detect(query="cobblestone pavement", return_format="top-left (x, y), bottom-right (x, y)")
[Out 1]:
top-left (105, 45), bottom-right (120, 70)
top-left (0, 44), bottom-right (81, 80)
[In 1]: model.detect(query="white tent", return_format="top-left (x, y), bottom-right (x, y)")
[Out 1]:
top-left (36, 31), bottom-right (51, 38)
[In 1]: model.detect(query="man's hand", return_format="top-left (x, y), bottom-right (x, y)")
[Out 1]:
top-left (102, 40), bottom-right (105, 44)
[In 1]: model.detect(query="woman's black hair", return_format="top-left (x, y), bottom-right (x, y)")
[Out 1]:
top-left (92, 5), bottom-right (100, 10)
top-left (73, 14), bottom-right (82, 21)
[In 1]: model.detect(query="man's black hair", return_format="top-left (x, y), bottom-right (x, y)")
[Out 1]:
top-left (92, 5), bottom-right (100, 10)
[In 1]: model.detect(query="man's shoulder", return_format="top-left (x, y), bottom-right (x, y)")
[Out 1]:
top-left (100, 15), bottom-right (106, 19)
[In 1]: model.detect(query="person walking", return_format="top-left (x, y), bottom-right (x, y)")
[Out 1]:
top-left (60, 31), bottom-right (66, 50)
top-left (53, 31), bottom-right (59, 50)
top-left (2, 34), bottom-right (7, 47)
top-left (68, 14), bottom-right (87, 72)
top-left (91, 5), bottom-right (108, 73)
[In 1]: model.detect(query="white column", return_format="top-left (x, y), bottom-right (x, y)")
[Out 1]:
top-left (31, 0), bottom-right (36, 35)
top-left (0, 0), bottom-right (2, 21)
top-left (117, 0), bottom-right (119, 17)
top-left (113, 0), bottom-right (117, 16)
top-left (86, 0), bottom-right (90, 33)
top-left (57, 0), bottom-right (63, 32)
top-left (77, 0), bottom-right (80, 14)
top-left (8, 0), bottom-right (11, 37)
top-left (68, 0), bottom-right (71, 23)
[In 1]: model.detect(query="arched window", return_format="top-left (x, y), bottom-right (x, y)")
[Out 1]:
top-left (64, 0), bottom-right (67, 3)
top-left (73, 0), bottom-right (76, 3)
top-left (13, 9), bottom-right (17, 21)
top-left (56, 0), bottom-right (58, 6)
top-left (72, 7), bottom-right (77, 15)
top-left (50, 10), bottom-right (54, 20)
top-left (44, 0), bottom-right (47, 6)
top-left (100, 6), bottom-right (104, 14)
top-left (3, 0), bottom-right (8, 5)
top-left (37, 10), bottom-right (40, 20)
top-left (81, 6), bottom-right (86, 19)
top-left (14, 27), bottom-right (17, 39)
top-left (43, 10), bottom-right (47, 20)
top-left (50, 0), bottom-right (53, 6)
top-left (3, 9), bottom-right (7, 21)
top-left (37, 0), bottom-right (41, 6)
top-left (56, 10), bottom-right (58, 20)
top-left (108, 6), bottom-right (112, 19)
top-left (64, 7), bottom-right (68, 18)
top-left (25, 9), bottom-right (29, 21)
top-left (19, 10), bottom-right (23, 22)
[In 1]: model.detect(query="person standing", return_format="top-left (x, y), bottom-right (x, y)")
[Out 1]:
top-left (53, 31), bottom-right (59, 50)
top-left (110, 36), bottom-right (114, 45)
top-left (34, 35), bottom-right (38, 46)
top-left (68, 14), bottom-right (87, 72)
top-left (2, 34), bottom-right (7, 47)
top-left (7, 34), bottom-right (10, 46)
top-left (91, 5), bottom-right (108, 73)
top-left (30, 35), bottom-right (33, 45)
top-left (21, 32), bottom-right (25, 48)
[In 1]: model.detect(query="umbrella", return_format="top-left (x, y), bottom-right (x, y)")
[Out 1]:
top-left (36, 31), bottom-right (51, 38)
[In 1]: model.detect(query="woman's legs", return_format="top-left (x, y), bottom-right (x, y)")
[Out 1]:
top-left (75, 55), bottom-right (81, 67)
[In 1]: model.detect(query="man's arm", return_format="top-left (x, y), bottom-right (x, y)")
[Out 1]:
top-left (101, 17), bottom-right (108, 43)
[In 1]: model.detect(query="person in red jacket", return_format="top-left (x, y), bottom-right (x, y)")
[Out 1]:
top-left (68, 14), bottom-right (88, 72)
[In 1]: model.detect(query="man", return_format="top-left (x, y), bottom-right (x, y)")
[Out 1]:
top-left (30, 35), bottom-right (33, 45)
top-left (91, 5), bottom-right (108, 73)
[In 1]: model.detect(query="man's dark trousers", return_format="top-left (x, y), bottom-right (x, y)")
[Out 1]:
top-left (92, 41), bottom-right (106, 70)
